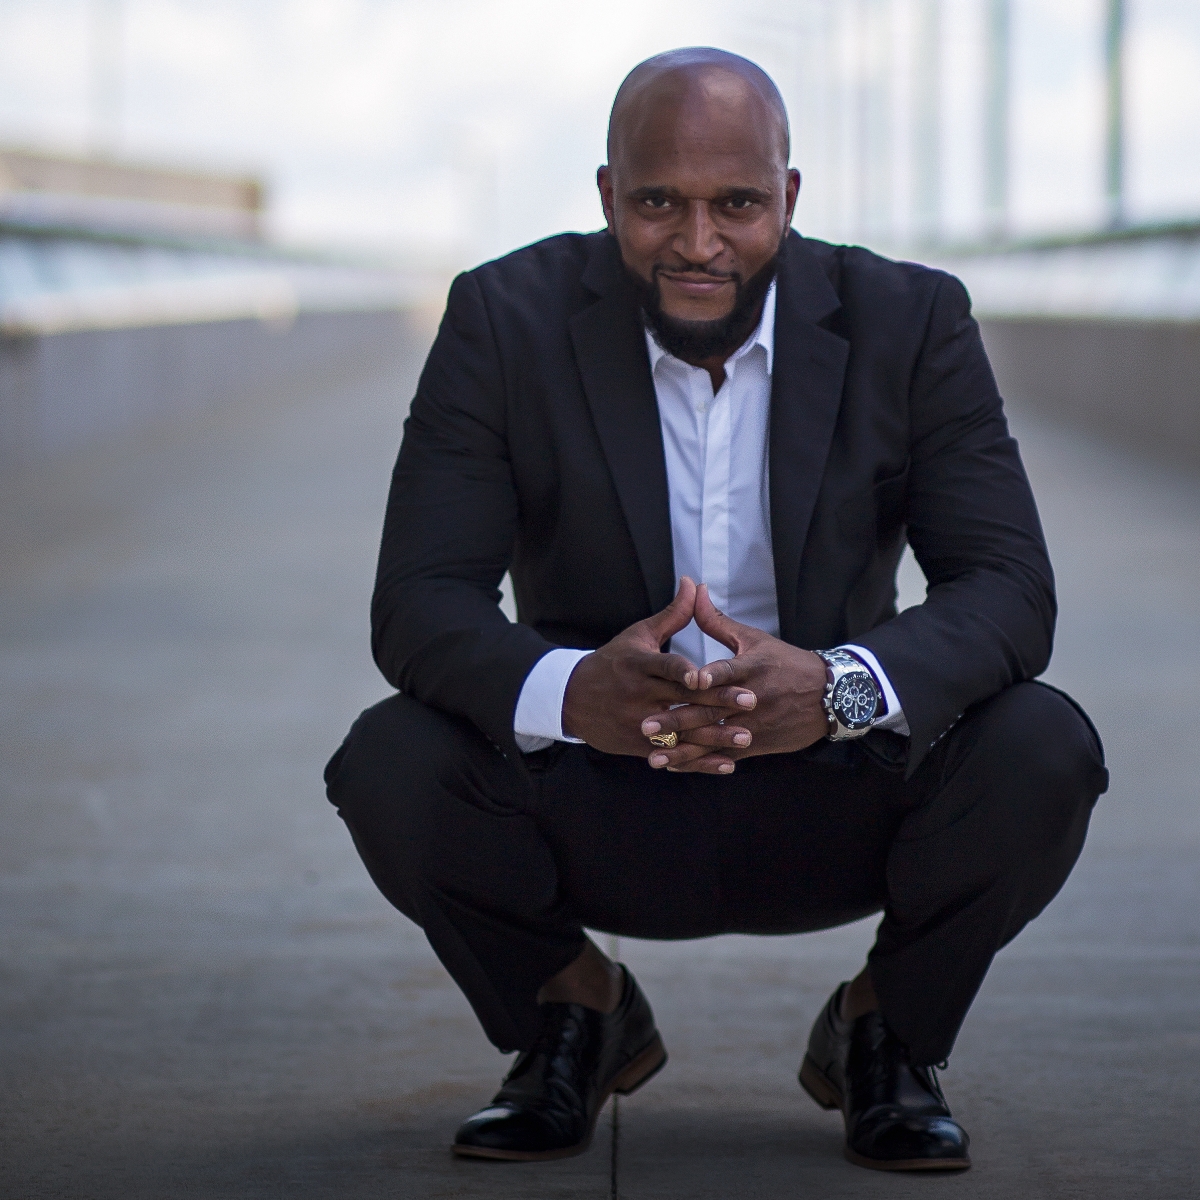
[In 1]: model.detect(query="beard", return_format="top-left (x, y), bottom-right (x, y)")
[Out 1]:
top-left (626, 241), bottom-right (782, 364)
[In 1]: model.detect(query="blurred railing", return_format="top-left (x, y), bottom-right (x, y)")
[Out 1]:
top-left (932, 223), bottom-right (1200, 468)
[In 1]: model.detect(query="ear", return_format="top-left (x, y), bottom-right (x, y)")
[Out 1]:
top-left (597, 165), bottom-right (616, 230)
top-left (784, 168), bottom-right (801, 228)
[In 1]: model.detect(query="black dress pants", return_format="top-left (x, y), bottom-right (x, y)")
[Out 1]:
top-left (325, 680), bottom-right (1108, 1066)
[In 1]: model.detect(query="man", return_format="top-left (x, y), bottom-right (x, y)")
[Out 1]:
top-left (325, 48), bottom-right (1108, 1172)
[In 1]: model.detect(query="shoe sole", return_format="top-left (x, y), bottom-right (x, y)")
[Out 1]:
top-left (799, 1054), bottom-right (971, 1173)
top-left (451, 1034), bottom-right (668, 1163)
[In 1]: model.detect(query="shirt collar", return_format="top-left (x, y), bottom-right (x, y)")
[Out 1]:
top-left (645, 278), bottom-right (776, 378)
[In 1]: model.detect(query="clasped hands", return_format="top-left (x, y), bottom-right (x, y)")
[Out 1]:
top-left (560, 577), bottom-right (830, 775)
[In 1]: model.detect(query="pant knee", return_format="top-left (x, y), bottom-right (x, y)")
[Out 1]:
top-left (999, 681), bottom-right (1107, 801)
top-left (885, 683), bottom-right (1104, 969)
top-left (326, 696), bottom-right (454, 868)
top-left (328, 696), bottom-right (432, 816)
top-left (956, 682), bottom-right (1106, 865)
top-left (325, 693), bottom-right (541, 899)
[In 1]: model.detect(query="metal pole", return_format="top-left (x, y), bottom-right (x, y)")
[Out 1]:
top-left (875, 0), bottom-right (894, 246)
top-left (90, 0), bottom-right (122, 156)
top-left (856, 0), bottom-right (871, 241)
top-left (1105, 0), bottom-right (1126, 228)
top-left (810, 0), bottom-right (835, 237)
top-left (837, 1), bottom-right (854, 243)
top-left (854, 0), bottom-right (892, 246)
top-left (983, 0), bottom-right (1010, 241)
top-left (912, 0), bottom-right (942, 246)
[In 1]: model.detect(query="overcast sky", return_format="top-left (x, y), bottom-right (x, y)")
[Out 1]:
top-left (1, 0), bottom-right (1197, 269)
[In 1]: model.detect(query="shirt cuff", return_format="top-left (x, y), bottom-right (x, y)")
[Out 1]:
top-left (513, 648), bottom-right (592, 752)
top-left (839, 644), bottom-right (911, 737)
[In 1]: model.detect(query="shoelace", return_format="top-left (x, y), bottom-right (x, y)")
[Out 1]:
top-left (504, 1005), bottom-right (598, 1108)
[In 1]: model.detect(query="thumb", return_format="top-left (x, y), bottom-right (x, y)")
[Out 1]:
top-left (694, 583), bottom-right (753, 654)
top-left (641, 576), bottom-right (697, 647)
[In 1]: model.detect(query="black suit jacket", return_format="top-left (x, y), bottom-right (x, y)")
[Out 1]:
top-left (371, 229), bottom-right (1055, 775)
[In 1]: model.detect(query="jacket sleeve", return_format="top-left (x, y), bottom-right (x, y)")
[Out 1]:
top-left (370, 270), bottom-right (555, 760)
top-left (854, 274), bottom-right (1056, 774)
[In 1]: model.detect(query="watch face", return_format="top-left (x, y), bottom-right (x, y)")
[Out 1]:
top-left (832, 672), bottom-right (879, 729)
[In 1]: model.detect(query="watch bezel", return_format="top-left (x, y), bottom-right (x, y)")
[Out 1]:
top-left (831, 671), bottom-right (880, 730)
top-left (817, 649), bottom-right (883, 741)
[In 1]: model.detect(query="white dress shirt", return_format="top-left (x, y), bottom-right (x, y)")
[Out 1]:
top-left (513, 282), bottom-right (909, 750)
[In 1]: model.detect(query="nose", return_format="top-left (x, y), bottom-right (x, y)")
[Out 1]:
top-left (673, 200), bottom-right (724, 267)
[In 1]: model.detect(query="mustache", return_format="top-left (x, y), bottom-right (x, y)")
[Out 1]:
top-left (653, 264), bottom-right (740, 281)
top-left (627, 246), bottom-right (780, 364)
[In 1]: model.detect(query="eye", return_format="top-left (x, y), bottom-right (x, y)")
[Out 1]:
top-left (724, 196), bottom-right (755, 211)
top-left (641, 195), bottom-right (672, 210)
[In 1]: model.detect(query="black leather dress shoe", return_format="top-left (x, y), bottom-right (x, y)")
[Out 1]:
top-left (799, 984), bottom-right (971, 1171)
top-left (452, 964), bottom-right (667, 1161)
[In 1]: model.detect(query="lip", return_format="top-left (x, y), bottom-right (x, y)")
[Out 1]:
top-left (658, 273), bottom-right (734, 297)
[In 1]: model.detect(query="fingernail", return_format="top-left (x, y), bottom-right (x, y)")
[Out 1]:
top-left (734, 733), bottom-right (751, 747)
top-left (684, 671), bottom-right (697, 688)
top-left (718, 762), bottom-right (734, 773)
top-left (736, 692), bottom-right (755, 707)
top-left (701, 672), bottom-right (712, 687)
top-left (650, 754), bottom-right (668, 768)
top-left (642, 720), bottom-right (661, 734)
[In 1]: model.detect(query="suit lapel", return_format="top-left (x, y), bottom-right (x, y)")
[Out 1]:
top-left (569, 238), bottom-right (676, 613)
top-left (769, 237), bottom-right (849, 643)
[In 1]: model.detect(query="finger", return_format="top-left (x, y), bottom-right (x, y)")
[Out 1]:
top-left (640, 576), bottom-right (698, 649)
top-left (640, 649), bottom-right (701, 692)
top-left (695, 656), bottom-right (750, 690)
top-left (643, 717), bottom-right (752, 750)
top-left (647, 741), bottom-right (712, 770)
top-left (677, 723), bottom-right (753, 749)
top-left (717, 684), bottom-right (758, 710)
top-left (693, 583), bottom-right (756, 655)
top-left (643, 691), bottom-right (753, 724)
top-left (641, 696), bottom-right (753, 736)
top-left (666, 750), bottom-right (739, 775)
top-left (648, 743), bottom-right (737, 774)
top-left (672, 754), bottom-right (739, 774)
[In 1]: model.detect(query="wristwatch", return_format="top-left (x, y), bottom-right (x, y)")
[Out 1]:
top-left (815, 648), bottom-right (884, 741)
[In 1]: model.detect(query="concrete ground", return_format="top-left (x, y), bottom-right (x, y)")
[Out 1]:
top-left (2, 311), bottom-right (1198, 1199)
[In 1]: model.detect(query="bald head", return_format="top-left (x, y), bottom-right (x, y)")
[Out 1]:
top-left (596, 47), bottom-right (799, 355)
top-left (607, 48), bottom-right (790, 168)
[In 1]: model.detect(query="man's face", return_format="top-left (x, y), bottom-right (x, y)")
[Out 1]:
top-left (598, 79), bottom-right (798, 329)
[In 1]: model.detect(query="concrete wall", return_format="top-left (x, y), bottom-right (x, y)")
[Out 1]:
top-left (6, 307), bottom-right (1196, 474)
top-left (980, 317), bottom-right (1200, 467)
top-left (0, 309), bottom-right (415, 468)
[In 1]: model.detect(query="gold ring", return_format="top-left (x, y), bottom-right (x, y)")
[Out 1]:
top-left (648, 731), bottom-right (678, 749)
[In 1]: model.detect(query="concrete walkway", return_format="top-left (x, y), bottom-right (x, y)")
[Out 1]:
top-left (2, 313), bottom-right (1198, 1199)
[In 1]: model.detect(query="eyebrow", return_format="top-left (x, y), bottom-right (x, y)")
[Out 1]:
top-left (627, 185), bottom-right (773, 202)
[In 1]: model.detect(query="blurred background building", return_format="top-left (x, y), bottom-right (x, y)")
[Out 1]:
top-left (0, 146), bottom-right (428, 464)
top-left (1, 0), bottom-right (1199, 463)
